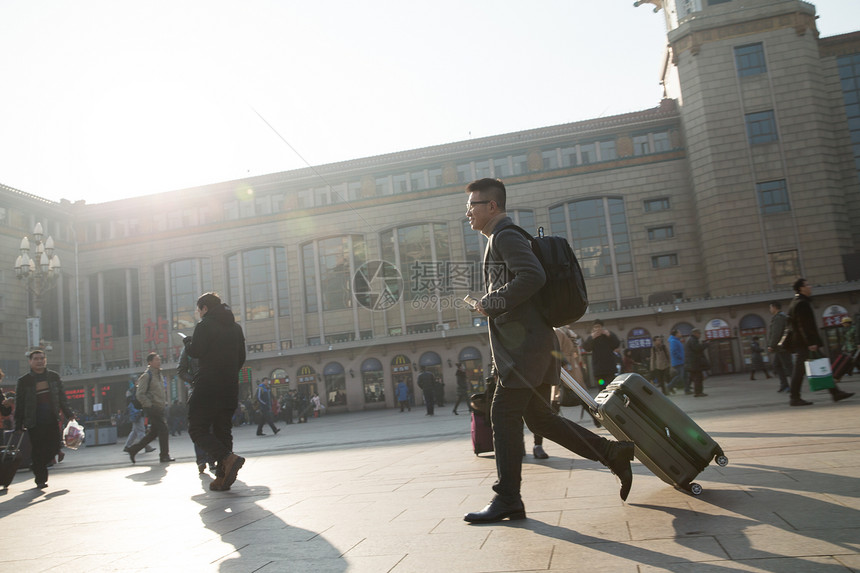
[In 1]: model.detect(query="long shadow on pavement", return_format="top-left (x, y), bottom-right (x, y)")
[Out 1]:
top-left (191, 481), bottom-right (348, 572)
top-left (125, 463), bottom-right (167, 486)
top-left (0, 487), bottom-right (69, 519)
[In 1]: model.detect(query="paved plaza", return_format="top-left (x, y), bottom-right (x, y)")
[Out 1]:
top-left (1, 373), bottom-right (859, 572)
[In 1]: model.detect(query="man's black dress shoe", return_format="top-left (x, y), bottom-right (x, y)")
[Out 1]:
top-left (159, 456), bottom-right (175, 463)
top-left (606, 441), bottom-right (634, 501)
top-left (833, 391), bottom-right (854, 402)
top-left (790, 399), bottom-right (813, 406)
top-left (533, 445), bottom-right (549, 459)
top-left (128, 450), bottom-right (137, 464)
top-left (464, 497), bottom-right (526, 523)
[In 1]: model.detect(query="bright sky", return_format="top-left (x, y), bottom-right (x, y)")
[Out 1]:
top-left (1, 0), bottom-right (858, 205)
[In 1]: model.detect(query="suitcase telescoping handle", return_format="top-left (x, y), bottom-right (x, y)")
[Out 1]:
top-left (559, 368), bottom-right (599, 412)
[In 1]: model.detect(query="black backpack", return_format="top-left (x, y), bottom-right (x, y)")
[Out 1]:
top-left (504, 224), bottom-right (589, 327)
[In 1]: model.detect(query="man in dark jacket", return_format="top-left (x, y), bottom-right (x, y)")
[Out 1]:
top-left (685, 328), bottom-right (710, 397)
top-left (582, 319), bottom-right (621, 387)
top-left (14, 349), bottom-right (75, 488)
top-left (767, 301), bottom-right (791, 393)
top-left (462, 178), bottom-right (633, 524)
top-left (185, 292), bottom-right (247, 491)
top-left (417, 366), bottom-right (435, 416)
top-left (786, 278), bottom-right (853, 407)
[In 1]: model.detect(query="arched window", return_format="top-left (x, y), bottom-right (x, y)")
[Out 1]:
top-left (323, 362), bottom-right (346, 406)
top-left (362, 358), bottom-right (385, 404)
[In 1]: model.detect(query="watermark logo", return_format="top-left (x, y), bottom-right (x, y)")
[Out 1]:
top-left (353, 261), bottom-right (403, 310)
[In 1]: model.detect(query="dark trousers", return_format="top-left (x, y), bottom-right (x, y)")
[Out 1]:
top-left (422, 390), bottom-right (435, 414)
top-left (129, 408), bottom-right (169, 457)
top-left (689, 370), bottom-right (704, 395)
top-left (452, 394), bottom-right (467, 414)
top-left (188, 404), bottom-right (235, 471)
top-left (653, 367), bottom-right (670, 393)
top-left (256, 407), bottom-right (277, 434)
top-left (772, 351), bottom-right (792, 389)
top-left (491, 381), bottom-right (610, 501)
top-left (29, 422), bottom-right (60, 486)
top-left (531, 383), bottom-right (552, 447)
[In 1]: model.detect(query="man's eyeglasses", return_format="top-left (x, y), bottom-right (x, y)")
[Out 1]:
top-left (466, 201), bottom-right (491, 211)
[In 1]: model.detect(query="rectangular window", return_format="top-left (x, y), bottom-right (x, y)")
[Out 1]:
top-left (541, 149), bottom-right (559, 170)
top-left (512, 154), bottom-right (528, 175)
top-left (474, 160), bottom-right (491, 178)
top-left (561, 146), bottom-right (578, 167)
top-left (769, 250), bottom-right (800, 287)
top-left (375, 177), bottom-right (392, 196)
top-left (429, 168), bottom-right (443, 187)
top-left (651, 254), bottom-right (679, 269)
top-left (644, 197), bottom-right (670, 212)
top-left (648, 225), bottom-right (675, 240)
top-left (271, 193), bottom-right (285, 212)
top-left (756, 180), bottom-right (791, 214)
top-left (456, 163), bottom-right (472, 183)
top-left (745, 110), bottom-right (778, 144)
top-left (493, 157), bottom-right (511, 178)
top-left (347, 182), bottom-right (362, 201)
top-left (313, 187), bottom-right (330, 206)
top-left (599, 140), bottom-right (617, 161)
top-left (652, 131), bottom-right (671, 152)
top-left (735, 43), bottom-right (766, 77)
top-left (410, 172), bottom-right (427, 192)
top-left (633, 134), bottom-right (650, 156)
top-left (580, 143), bottom-right (596, 164)
top-left (392, 174), bottom-right (408, 193)
top-left (296, 190), bottom-right (312, 208)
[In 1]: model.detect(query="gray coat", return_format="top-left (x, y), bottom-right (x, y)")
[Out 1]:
top-left (481, 216), bottom-right (556, 389)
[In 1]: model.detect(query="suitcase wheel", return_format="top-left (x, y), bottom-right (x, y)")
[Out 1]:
top-left (689, 483), bottom-right (703, 496)
top-left (715, 454), bottom-right (729, 467)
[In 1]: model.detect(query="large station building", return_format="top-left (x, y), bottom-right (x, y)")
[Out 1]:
top-left (1, 0), bottom-right (859, 415)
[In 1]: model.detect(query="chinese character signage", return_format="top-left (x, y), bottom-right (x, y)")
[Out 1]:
top-left (704, 319), bottom-right (732, 340)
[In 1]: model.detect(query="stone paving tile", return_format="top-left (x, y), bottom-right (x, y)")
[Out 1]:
top-left (638, 556), bottom-right (852, 572)
top-left (716, 528), bottom-right (860, 560)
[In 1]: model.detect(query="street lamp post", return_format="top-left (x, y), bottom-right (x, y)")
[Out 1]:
top-left (14, 222), bottom-right (62, 351)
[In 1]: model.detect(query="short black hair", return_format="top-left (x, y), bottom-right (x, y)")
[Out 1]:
top-left (670, 328), bottom-right (679, 336)
top-left (146, 352), bottom-right (159, 364)
top-left (592, 319), bottom-right (604, 327)
top-left (197, 292), bottom-right (222, 310)
top-left (792, 278), bottom-right (807, 293)
top-left (27, 349), bottom-right (45, 359)
top-left (466, 178), bottom-right (507, 210)
top-left (769, 301), bottom-right (782, 309)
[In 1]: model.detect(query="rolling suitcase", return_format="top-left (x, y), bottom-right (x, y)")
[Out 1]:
top-left (0, 432), bottom-right (26, 488)
top-left (471, 411), bottom-right (494, 455)
top-left (831, 352), bottom-right (853, 380)
top-left (560, 370), bottom-right (727, 495)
